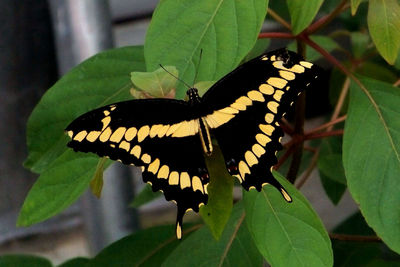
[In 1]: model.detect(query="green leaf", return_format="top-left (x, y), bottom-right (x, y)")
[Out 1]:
top-left (318, 137), bottom-right (346, 185)
top-left (24, 46), bottom-right (145, 173)
top-left (368, 0), bottom-right (400, 64)
top-left (89, 158), bottom-right (107, 198)
top-left (163, 202), bottom-right (263, 267)
top-left (145, 0), bottom-right (269, 98)
top-left (320, 173), bottom-right (346, 205)
top-left (193, 80), bottom-right (215, 96)
top-left (356, 62), bottom-right (398, 84)
top-left (57, 257), bottom-right (90, 267)
top-left (131, 66), bottom-right (178, 98)
top-left (287, 0), bottom-right (323, 35)
top-left (200, 145), bottom-right (234, 240)
top-left (245, 38), bottom-right (271, 62)
top-left (351, 31), bottom-right (370, 58)
top-left (0, 255), bottom-right (52, 267)
top-left (351, 0), bottom-right (363, 15)
top-left (343, 76), bottom-right (400, 253)
top-left (89, 225), bottom-right (197, 267)
top-left (18, 151), bottom-right (111, 226)
top-left (130, 184), bottom-right (163, 208)
top-left (243, 171), bottom-right (333, 267)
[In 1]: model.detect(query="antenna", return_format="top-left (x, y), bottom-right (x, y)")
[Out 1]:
top-left (192, 49), bottom-right (203, 85)
top-left (159, 64), bottom-right (191, 89)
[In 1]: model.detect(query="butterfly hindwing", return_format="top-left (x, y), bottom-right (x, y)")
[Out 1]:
top-left (66, 99), bottom-right (209, 238)
top-left (202, 49), bottom-right (320, 200)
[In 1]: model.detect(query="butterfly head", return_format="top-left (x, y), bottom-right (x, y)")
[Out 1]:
top-left (186, 88), bottom-right (201, 105)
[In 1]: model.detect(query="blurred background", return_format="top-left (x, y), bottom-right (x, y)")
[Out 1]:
top-left (0, 0), bottom-right (358, 265)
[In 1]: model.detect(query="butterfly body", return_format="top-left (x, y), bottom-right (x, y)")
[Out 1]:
top-left (66, 48), bottom-right (321, 238)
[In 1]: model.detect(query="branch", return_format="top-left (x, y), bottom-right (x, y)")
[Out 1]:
top-left (258, 32), bottom-right (295, 39)
top-left (305, 129), bottom-right (344, 140)
top-left (306, 115), bottom-right (347, 136)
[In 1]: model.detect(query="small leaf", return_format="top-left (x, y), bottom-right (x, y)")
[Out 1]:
top-left (343, 76), bottom-right (400, 253)
top-left (244, 171), bottom-right (333, 267)
top-left (287, 0), bottom-right (324, 35)
top-left (89, 225), bottom-right (197, 267)
top-left (89, 158), bottom-right (107, 198)
top-left (145, 0), bottom-right (269, 98)
top-left (320, 173), bottom-right (346, 205)
top-left (57, 257), bottom-right (90, 267)
top-left (130, 184), bottom-right (162, 208)
top-left (163, 203), bottom-right (263, 267)
top-left (130, 66), bottom-right (178, 98)
top-left (18, 151), bottom-right (111, 226)
top-left (24, 46), bottom-right (145, 173)
top-left (200, 145), bottom-right (234, 240)
top-left (351, 0), bottom-right (363, 15)
top-left (318, 137), bottom-right (346, 185)
top-left (351, 31), bottom-right (370, 58)
top-left (368, 0), bottom-right (400, 64)
top-left (0, 255), bottom-right (52, 267)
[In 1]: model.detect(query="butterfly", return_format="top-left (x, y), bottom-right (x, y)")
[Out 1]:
top-left (66, 48), bottom-right (320, 239)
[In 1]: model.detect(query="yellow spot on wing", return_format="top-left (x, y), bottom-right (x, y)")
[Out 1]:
top-left (279, 70), bottom-right (295, 80)
top-left (169, 171), bottom-right (179, 185)
top-left (205, 111), bottom-right (234, 128)
top-left (141, 153), bottom-right (151, 164)
top-left (236, 96), bottom-right (252, 106)
top-left (245, 151), bottom-right (258, 167)
top-left (270, 55), bottom-right (276, 61)
top-left (247, 90), bottom-right (265, 102)
top-left (103, 110), bottom-right (110, 116)
top-left (219, 107), bottom-right (239, 114)
top-left (252, 144), bottom-right (266, 158)
top-left (99, 127), bottom-right (112, 142)
top-left (239, 161), bottom-right (251, 179)
top-left (265, 113), bottom-right (274, 123)
top-left (119, 141), bottom-right (130, 151)
top-left (157, 125), bottom-right (169, 138)
top-left (110, 127), bottom-right (126, 143)
top-left (256, 133), bottom-right (271, 146)
top-left (272, 61), bottom-right (305, 74)
top-left (130, 145), bottom-right (141, 158)
top-left (280, 188), bottom-right (292, 202)
top-left (137, 126), bottom-right (150, 142)
top-left (180, 172), bottom-right (191, 189)
top-left (101, 117), bottom-right (111, 131)
top-left (259, 124), bottom-right (275, 136)
top-left (172, 120), bottom-right (198, 137)
top-left (176, 222), bottom-right (182, 240)
top-left (233, 174), bottom-right (243, 183)
top-left (267, 77), bottom-right (287, 89)
top-left (231, 102), bottom-right (246, 111)
top-left (166, 123), bottom-right (180, 136)
top-left (267, 101), bottom-right (279, 114)
top-left (157, 165), bottom-right (169, 179)
top-left (300, 61), bottom-right (313, 68)
top-left (86, 131), bottom-right (101, 142)
top-left (110, 105), bottom-right (116, 111)
top-left (150, 124), bottom-right (163, 138)
top-left (192, 176), bottom-right (203, 193)
top-left (148, 158), bottom-right (160, 174)
top-left (125, 127), bottom-right (137, 141)
top-left (74, 131), bottom-right (87, 141)
top-left (259, 84), bottom-right (275, 95)
top-left (273, 90), bottom-right (285, 101)
top-left (67, 131), bottom-right (73, 138)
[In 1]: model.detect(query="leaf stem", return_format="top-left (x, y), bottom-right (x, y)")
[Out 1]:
top-left (305, 129), bottom-right (344, 140)
top-left (329, 233), bottom-right (382, 243)
top-left (258, 32), bottom-right (295, 39)
top-left (306, 115), bottom-right (347, 135)
top-left (296, 149), bottom-right (320, 189)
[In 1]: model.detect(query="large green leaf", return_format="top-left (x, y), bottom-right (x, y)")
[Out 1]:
top-left (243, 172), bottom-right (333, 267)
top-left (162, 203), bottom-right (263, 267)
top-left (24, 46), bottom-right (145, 173)
top-left (89, 225), bottom-right (197, 267)
top-left (343, 76), bottom-right (400, 253)
top-left (57, 257), bottom-right (90, 267)
top-left (200, 145), bottom-right (234, 240)
top-left (145, 0), bottom-right (269, 98)
top-left (18, 152), bottom-right (110, 226)
top-left (351, 0), bottom-right (363, 15)
top-left (287, 0), bottom-right (323, 35)
top-left (368, 0), bottom-right (400, 64)
top-left (0, 255), bottom-right (52, 267)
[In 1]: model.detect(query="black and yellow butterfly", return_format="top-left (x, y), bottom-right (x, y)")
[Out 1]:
top-left (66, 48), bottom-right (320, 239)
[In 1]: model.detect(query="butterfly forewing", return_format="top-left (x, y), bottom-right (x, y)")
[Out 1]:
top-left (202, 49), bottom-right (320, 200)
top-left (66, 99), bottom-right (209, 238)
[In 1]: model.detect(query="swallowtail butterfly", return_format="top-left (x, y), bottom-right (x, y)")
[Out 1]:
top-left (66, 48), bottom-right (320, 239)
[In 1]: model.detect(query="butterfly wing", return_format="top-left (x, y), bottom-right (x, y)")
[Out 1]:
top-left (66, 99), bottom-right (209, 238)
top-left (202, 49), bottom-right (320, 201)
